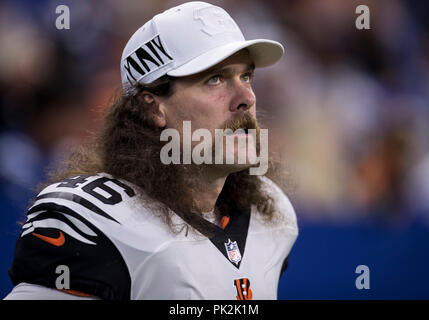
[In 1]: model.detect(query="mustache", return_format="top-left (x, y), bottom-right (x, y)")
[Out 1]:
top-left (222, 112), bottom-right (260, 132)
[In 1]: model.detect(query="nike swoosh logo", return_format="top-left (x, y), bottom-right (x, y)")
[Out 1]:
top-left (32, 231), bottom-right (65, 247)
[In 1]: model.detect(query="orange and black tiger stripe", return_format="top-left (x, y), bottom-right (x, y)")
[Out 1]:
top-left (234, 278), bottom-right (253, 300)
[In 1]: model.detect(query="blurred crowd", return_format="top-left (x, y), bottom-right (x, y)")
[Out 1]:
top-left (1, 0), bottom-right (429, 229)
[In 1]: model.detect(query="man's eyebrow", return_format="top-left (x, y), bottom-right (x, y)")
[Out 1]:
top-left (205, 63), bottom-right (255, 76)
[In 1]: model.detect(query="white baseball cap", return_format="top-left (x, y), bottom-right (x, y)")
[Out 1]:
top-left (120, 1), bottom-right (284, 90)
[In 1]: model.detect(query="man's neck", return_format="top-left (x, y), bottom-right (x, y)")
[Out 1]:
top-left (190, 166), bottom-right (230, 214)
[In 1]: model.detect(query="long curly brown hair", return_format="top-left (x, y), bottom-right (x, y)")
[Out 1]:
top-left (44, 76), bottom-right (291, 236)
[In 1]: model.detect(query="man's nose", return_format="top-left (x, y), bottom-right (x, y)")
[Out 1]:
top-left (229, 80), bottom-right (256, 113)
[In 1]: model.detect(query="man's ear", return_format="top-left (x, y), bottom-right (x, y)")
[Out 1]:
top-left (141, 91), bottom-right (167, 128)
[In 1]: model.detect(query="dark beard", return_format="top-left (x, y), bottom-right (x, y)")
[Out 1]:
top-left (106, 112), bottom-right (262, 235)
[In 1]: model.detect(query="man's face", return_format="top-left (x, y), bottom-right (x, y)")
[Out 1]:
top-left (159, 50), bottom-right (258, 171)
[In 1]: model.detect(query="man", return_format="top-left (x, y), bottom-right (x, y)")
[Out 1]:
top-left (5, 1), bottom-right (298, 300)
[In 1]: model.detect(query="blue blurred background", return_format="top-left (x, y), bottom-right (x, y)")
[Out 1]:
top-left (1, 0), bottom-right (428, 299)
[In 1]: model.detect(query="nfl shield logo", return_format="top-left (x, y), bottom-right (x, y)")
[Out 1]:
top-left (224, 239), bottom-right (241, 265)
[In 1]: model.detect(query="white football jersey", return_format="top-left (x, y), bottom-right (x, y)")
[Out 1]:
top-left (8, 173), bottom-right (298, 300)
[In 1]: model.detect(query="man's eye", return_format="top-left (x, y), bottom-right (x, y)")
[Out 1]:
top-left (242, 72), bottom-right (253, 83)
top-left (207, 75), bottom-right (222, 85)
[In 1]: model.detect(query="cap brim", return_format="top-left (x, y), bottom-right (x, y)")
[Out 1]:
top-left (167, 39), bottom-right (284, 77)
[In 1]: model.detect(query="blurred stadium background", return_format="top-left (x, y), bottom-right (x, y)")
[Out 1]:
top-left (1, 0), bottom-right (429, 299)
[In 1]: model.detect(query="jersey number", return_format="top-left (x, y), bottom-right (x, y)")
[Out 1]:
top-left (58, 175), bottom-right (135, 205)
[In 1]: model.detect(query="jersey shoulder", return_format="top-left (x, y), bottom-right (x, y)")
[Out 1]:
top-left (9, 173), bottom-right (138, 300)
top-left (258, 175), bottom-right (298, 234)
top-left (33, 173), bottom-right (137, 224)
